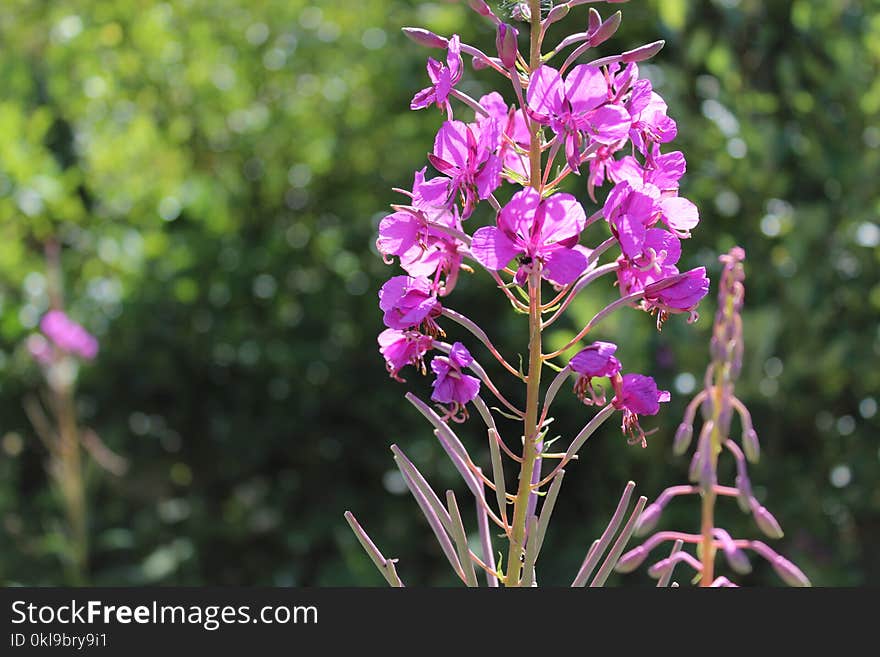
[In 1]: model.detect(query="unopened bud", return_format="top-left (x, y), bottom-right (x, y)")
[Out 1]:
top-left (508, 1), bottom-right (531, 22)
top-left (496, 23), bottom-right (519, 68)
top-left (751, 500), bottom-right (784, 539)
top-left (634, 503), bottom-right (662, 536)
top-left (743, 428), bottom-right (760, 463)
top-left (724, 546), bottom-right (752, 575)
top-left (734, 475), bottom-right (752, 513)
top-left (468, 0), bottom-right (494, 17)
top-left (615, 546), bottom-right (648, 573)
top-left (589, 11), bottom-right (622, 47)
top-left (622, 39), bottom-right (665, 63)
top-left (544, 4), bottom-right (570, 27)
top-left (402, 27), bottom-right (448, 49)
top-left (588, 8), bottom-right (602, 34)
top-left (688, 450), bottom-right (701, 483)
top-left (773, 556), bottom-right (811, 587)
top-left (672, 422), bottom-right (693, 455)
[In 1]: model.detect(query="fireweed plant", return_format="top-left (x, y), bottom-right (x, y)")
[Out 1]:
top-left (22, 241), bottom-right (127, 583)
top-left (346, 0), bottom-right (711, 587)
top-left (615, 248), bottom-right (811, 587)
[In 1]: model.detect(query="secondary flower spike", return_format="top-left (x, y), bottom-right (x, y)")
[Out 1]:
top-left (430, 342), bottom-right (480, 422)
top-left (470, 187), bottom-right (589, 286)
top-left (569, 341), bottom-right (621, 405)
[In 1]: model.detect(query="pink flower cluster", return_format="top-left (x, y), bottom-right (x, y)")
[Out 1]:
top-left (29, 310), bottom-right (99, 364)
top-left (375, 6), bottom-right (709, 433)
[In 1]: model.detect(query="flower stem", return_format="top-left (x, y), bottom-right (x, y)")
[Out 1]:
top-left (503, 0), bottom-right (546, 588)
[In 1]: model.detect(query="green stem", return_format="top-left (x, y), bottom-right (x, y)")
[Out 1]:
top-left (505, 268), bottom-right (543, 587)
top-left (503, 0), bottom-right (546, 588)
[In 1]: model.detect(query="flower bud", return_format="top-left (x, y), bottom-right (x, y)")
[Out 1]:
top-left (688, 450), bottom-right (701, 483)
top-left (588, 8), bottom-right (601, 34)
top-left (508, 1), bottom-right (531, 22)
top-left (734, 475), bottom-right (752, 513)
top-left (622, 39), bottom-right (665, 63)
top-left (401, 27), bottom-right (448, 49)
top-left (496, 23), bottom-right (519, 68)
top-left (742, 428), bottom-right (760, 463)
top-left (724, 546), bottom-right (752, 575)
top-left (672, 422), bottom-right (693, 455)
top-left (614, 546), bottom-right (648, 573)
top-left (468, 0), bottom-right (494, 17)
top-left (544, 4), bottom-right (570, 27)
top-left (634, 503), bottom-right (662, 536)
top-left (589, 11), bottom-right (622, 47)
top-left (750, 500), bottom-right (784, 539)
top-left (773, 557), bottom-right (811, 587)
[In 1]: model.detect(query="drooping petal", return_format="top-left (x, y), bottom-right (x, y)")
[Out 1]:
top-left (569, 341), bottom-right (621, 378)
top-left (470, 226), bottom-right (521, 270)
top-left (659, 196), bottom-right (699, 235)
top-left (377, 211), bottom-right (421, 257)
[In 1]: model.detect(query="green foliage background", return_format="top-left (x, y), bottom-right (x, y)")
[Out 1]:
top-left (0, 0), bottom-right (877, 586)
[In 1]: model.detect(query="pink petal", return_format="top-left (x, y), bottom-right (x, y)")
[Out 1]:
top-left (538, 193), bottom-right (586, 245)
top-left (659, 196), bottom-right (699, 234)
top-left (564, 64), bottom-right (607, 114)
top-left (526, 66), bottom-right (564, 122)
top-left (470, 226), bottom-right (521, 271)
top-left (542, 246), bottom-right (589, 285)
top-left (433, 121), bottom-right (470, 170)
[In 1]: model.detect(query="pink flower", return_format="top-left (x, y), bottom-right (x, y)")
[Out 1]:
top-left (569, 341), bottom-right (622, 405)
top-left (378, 275), bottom-right (442, 334)
top-left (610, 146), bottom-right (686, 194)
top-left (616, 228), bottom-right (681, 295)
top-left (430, 342), bottom-right (481, 422)
top-left (612, 373), bottom-right (671, 447)
top-left (478, 92), bottom-right (530, 182)
top-left (410, 35), bottom-right (462, 117)
top-left (378, 329), bottom-right (434, 382)
top-left (643, 267), bottom-right (710, 324)
top-left (428, 120), bottom-right (502, 218)
top-left (39, 310), bottom-right (99, 360)
top-left (626, 78), bottom-right (677, 155)
top-left (377, 169), bottom-right (465, 293)
top-left (527, 64), bottom-right (630, 171)
top-left (470, 188), bottom-right (589, 286)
